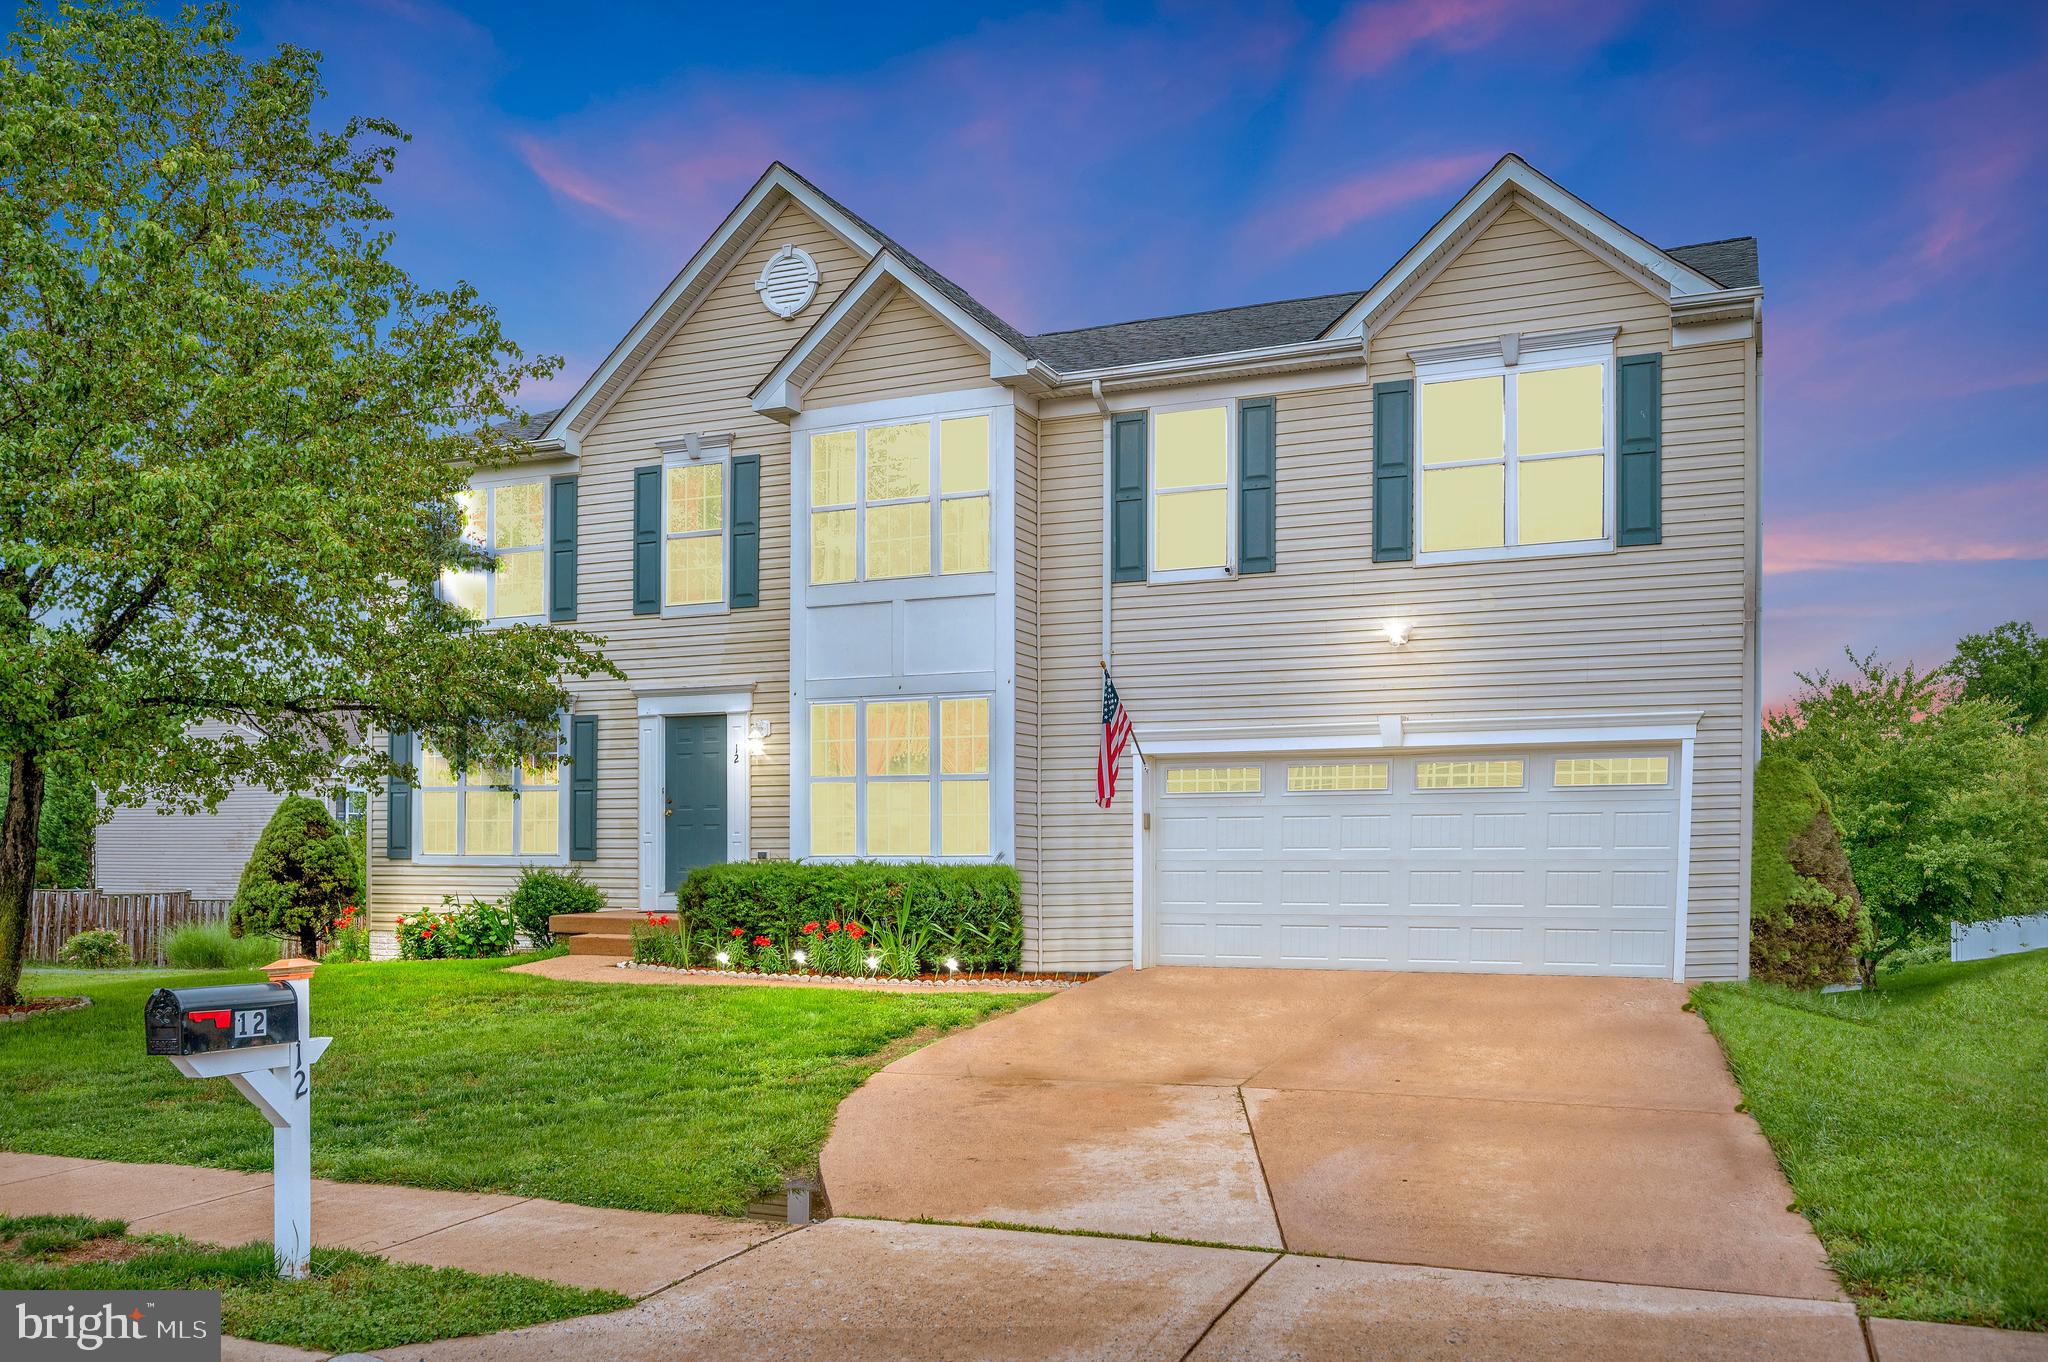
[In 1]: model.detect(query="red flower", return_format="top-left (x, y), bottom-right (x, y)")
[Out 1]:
top-left (753, 935), bottom-right (771, 948)
top-left (825, 921), bottom-right (840, 933)
top-left (730, 926), bottom-right (746, 938)
top-left (802, 922), bottom-right (820, 935)
top-left (657, 915), bottom-right (673, 926)
top-left (845, 923), bottom-right (866, 940)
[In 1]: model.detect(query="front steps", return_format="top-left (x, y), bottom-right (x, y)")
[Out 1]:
top-left (550, 909), bottom-right (644, 958)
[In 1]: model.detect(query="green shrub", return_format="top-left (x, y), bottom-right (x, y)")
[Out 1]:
top-left (397, 896), bottom-right (517, 960)
top-left (677, 861), bottom-right (1021, 972)
top-left (1751, 753), bottom-right (1872, 988)
top-left (507, 866), bottom-right (605, 945)
top-left (165, 922), bottom-right (283, 970)
top-left (231, 796), bottom-right (365, 957)
top-left (57, 929), bottom-right (130, 969)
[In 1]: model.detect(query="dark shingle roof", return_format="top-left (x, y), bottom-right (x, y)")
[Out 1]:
top-left (1665, 237), bottom-right (1759, 290)
top-left (1025, 292), bottom-right (1366, 372)
top-left (484, 406), bottom-right (564, 443)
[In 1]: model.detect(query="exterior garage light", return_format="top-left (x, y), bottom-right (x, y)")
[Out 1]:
top-left (1382, 619), bottom-right (1413, 648)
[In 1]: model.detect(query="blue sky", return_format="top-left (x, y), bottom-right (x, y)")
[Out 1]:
top-left (229, 0), bottom-right (2046, 702)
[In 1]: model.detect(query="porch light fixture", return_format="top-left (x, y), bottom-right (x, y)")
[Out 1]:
top-left (1382, 619), bottom-right (1413, 648)
top-left (748, 719), bottom-right (772, 758)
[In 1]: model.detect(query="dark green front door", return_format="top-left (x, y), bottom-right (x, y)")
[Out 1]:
top-left (664, 715), bottom-right (727, 891)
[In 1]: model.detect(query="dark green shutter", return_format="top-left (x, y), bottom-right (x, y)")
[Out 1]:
top-left (1372, 380), bottom-right (1414, 562)
top-left (632, 464), bottom-right (661, 614)
top-left (729, 453), bottom-right (760, 608)
top-left (548, 474), bottom-right (578, 621)
top-left (385, 729), bottom-right (413, 860)
top-left (1237, 398), bottom-right (1276, 575)
top-left (1615, 352), bottom-right (1663, 546)
top-left (1110, 411), bottom-right (1147, 582)
top-left (569, 715), bottom-right (598, 861)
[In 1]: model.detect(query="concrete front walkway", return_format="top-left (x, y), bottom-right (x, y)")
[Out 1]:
top-left (822, 967), bottom-right (1840, 1299)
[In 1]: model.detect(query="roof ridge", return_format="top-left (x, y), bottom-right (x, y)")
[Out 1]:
top-left (1030, 290), bottom-right (1366, 339)
top-left (1664, 234), bottom-right (1755, 249)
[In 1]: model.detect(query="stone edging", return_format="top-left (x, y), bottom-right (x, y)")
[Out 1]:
top-left (0, 995), bottom-right (92, 1024)
top-left (618, 961), bottom-right (1081, 991)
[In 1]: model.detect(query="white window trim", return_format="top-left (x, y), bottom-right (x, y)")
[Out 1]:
top-left (1147, 395), bottom-right (1238, 584)
top-left (803, 407), bottom-right (995, 590)
top-left (1413, 339), bottom-right (1615, 566)
top-left (635, 688), bottom-right (752, 911)
top-left (803, 695), bottom-right (995, 863)
top-left (412, 718), bottom-right (569, 868)
top-left (448, 470), bottom-right (550, 625)
top-left (659, 441), bottom-right (732, 618)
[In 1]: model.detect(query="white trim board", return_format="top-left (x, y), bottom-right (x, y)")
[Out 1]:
top-left (636, 688), bottom-right (753, 910)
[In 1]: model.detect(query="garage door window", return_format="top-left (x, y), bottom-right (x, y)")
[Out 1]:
top-left (1555, 756), bottom-right (1669, 787)
top-left (1164, 766), bottom-right (1260, 795)
top-left (1286, 762), bottom-right (1389, 792)
top-left (1415, 759), bottom-right (1524, 790)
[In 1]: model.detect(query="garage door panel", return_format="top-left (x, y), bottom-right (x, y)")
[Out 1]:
top-left (1153, 747), bottom-right (1680, 977)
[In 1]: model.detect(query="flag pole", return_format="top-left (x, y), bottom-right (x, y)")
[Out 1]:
top-left (1100, 658), bottom-right (1146, 761)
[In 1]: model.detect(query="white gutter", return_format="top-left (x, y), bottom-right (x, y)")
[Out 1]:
top-left (1048, 333), bottom-right (1367, 395)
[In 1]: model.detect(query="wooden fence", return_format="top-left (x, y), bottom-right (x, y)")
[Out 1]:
top-left (27, 890), bottom-right (234, 966)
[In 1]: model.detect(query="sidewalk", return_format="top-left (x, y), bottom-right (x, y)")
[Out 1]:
top-left (5, 1153), bottom-right (2042, 1361)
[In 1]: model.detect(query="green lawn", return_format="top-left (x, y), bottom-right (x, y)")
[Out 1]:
top-left (0, 1212), bottom-right (625, 1353)
top-left (7, 959), bottom-right (1036, 1215)
top-left (1694, 952), bottom-right (2048, 1330)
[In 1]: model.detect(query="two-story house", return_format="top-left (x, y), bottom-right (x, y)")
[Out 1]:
top-left (367, 154), bottom-right (1763, 980)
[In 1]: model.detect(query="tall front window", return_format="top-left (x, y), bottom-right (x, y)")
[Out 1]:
top-left (665, 458), bottom-right (725, 607)
top-left (444, 479), bottom-right (546, 620)
top-left (808, 413), bottom-right (992, 585)
top-left (1419, 354), bottom-right (1609, 557)
top-left (807, 696), bottom-right (991, 859)
top-left (417, 743), bottom-right (562, 859)
top-left (1152, 405), bottom-right (1229, 575)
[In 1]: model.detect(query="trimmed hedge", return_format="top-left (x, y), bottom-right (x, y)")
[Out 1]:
top-left (1751, 752), bottom-right (1872, 988)
top-left (676, 861), bottom-right (1022, 972)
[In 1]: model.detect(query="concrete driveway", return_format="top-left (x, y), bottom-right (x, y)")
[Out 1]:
top-left (822, 967), bottom-right (1842, 1302)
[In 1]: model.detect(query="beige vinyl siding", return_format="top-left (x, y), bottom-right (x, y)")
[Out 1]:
top-left (1012, 408), bottom-right (1042, 963)
top-left (95, 721), bottom-right (287, 901)
top-left (370, 202), bottom-right (871, 928)
top-left (805, 289), bottom-right (989, 409)
top-left (1031, 201), bottom-right (1753, 979)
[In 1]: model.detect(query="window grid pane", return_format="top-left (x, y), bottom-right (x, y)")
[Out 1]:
top-left (665, 534), bottom-right (723, 606)
top-left (1286, 762), bottom-right (1389, 792)
top-left (939, 698), bottom-right (990, 775)
top-left (465, 790), bottom-right (515, 855)
top-left (941, 495), bottom-right (991, 574)
top-left (444, 569), bottom-right (487, 620)
top-left (810, 703), bottom-right (856, 778)
top-left (519, 790), bottom-right (559, 854)
top-left (1154, 488), bottom-right (1227, 571)
top-left (811, 431), bottom-right (857, 506)
top-left (1421, 464), bottom-right (1505, 552)
top-left (1516, 364), bottom-right (1603, 456)
top-left (492, 481), bottom-right (545, 548)
top-left (865, 701), bottom-right (930, 776)
top-left (941, 779), bottom-right (989, 856)
top-left (1555, 756), bottom-right (1669, 787)
top-left (1517, 453), bottom-right (1603, 546)
top-left (1164, 766), bottom-right (1261, 795)
top-left (810, 509), bottom-right (857, 584)
top-left (939, 415), bottom-right (989, 494)
top-left (866, 781), bottom-right (931, 856)
top-left (810, 782), bottom-right (856, 856)
top-left (1415, 760), bottom-right (1524, 790)
top-left (493, 550), bottom-right (544, 619)
top-left (1422, 375), bottom-right (1504, 465)
top-left (666, 463), bottom-right (723, 535)
top-left (865, 422), bottom-right (930, 501)
top-left (421, 792), bottom-right (459, 855)
top-left (1154, 407), bottom-right (1227, 489)
top-left (865, 502), bottom-right (931, 579)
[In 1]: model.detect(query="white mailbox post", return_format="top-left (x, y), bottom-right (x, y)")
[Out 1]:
top-left (147, 957), bottom-right (331, 1278)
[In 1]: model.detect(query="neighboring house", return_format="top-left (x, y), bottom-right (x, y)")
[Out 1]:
top-left (369, 154), bottom-right (1763, 981)
top-left (96, 720), bottom-right (362, 901)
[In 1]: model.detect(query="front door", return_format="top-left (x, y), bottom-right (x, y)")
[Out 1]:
top-left (663, 714), bottom-right (728, 892)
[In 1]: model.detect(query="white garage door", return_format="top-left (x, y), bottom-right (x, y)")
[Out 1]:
top-left (1151, 748), bottom-right (1681, 976)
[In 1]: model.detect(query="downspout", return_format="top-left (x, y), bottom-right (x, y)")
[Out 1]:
top-left (1092, 379), bottom-right (1113, 670)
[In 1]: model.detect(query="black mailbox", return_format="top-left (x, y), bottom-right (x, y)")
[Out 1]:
top-left (145, 982), bottom-right (300, 1057)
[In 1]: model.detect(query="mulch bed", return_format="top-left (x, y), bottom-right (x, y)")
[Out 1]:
top-left (0, 995), bottom-right (92, 1023)
top-left (620, 962), bottom-right (1090, 990)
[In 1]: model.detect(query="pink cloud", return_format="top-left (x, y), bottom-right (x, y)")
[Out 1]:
top-left (1327, 0), bottom-right (1633, 75)
top-left (1764, 469), bottom-right (2048, 576)
top-left (1236, 151), bottom-right (1496, 261)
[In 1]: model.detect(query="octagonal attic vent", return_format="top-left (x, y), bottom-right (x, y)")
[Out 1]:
top-left (755, 244), bottom-right (820, 319)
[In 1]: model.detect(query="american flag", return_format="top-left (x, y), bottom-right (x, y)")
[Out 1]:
top-left (1097, 669), bottom-right (1134, 809)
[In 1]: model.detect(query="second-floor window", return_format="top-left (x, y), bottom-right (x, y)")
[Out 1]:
top-left (665, 456), bottom-right (725, 608)
top-left (1418, 350), bottom-right (1610, 559)
top-left (444, 477), bottom-right (546, 621)
top-left (809, 413), bottom-right (991, 585)
top-left (1152, 403), bottom-right (1231, 578)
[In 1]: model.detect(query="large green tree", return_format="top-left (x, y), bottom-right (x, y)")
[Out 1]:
top-left (1947, 619), bottom-right (2048, 733)
top-left (0, 1), bottom-right (618, 1003)
top-left (1765, 652), bottom-right (2048, 978)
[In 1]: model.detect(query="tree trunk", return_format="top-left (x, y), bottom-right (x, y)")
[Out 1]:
top-left (0, 752), bottom-right (46, 1007)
